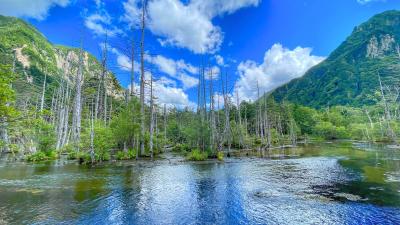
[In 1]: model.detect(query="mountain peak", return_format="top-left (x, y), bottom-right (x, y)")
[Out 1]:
top-left (271, 10), bottom-right (400, 108)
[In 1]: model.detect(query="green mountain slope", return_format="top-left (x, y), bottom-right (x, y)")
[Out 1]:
top-left (0, 15), bottom-right (124, 107)
top-left (271, 10), bottom-right (400, 108)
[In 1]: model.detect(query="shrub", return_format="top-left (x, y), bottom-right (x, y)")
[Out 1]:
top-left (26, 151), bottom-right (47, 162)
top-left (187, 149), bottom-right (208, 161)
top-left (174, 143), bottom-right (191, 153)
top-left (314, 122), bottom-right (349, 140)
top-left (217, 151), bottom-right (224, 161)
top-left (26, 150), bottom-right (57, 162)
top-left (116, 149), bottom-right (136, 160)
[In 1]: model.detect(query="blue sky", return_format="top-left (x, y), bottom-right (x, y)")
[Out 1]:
top-left (1, 0), bottom-right (400, 107)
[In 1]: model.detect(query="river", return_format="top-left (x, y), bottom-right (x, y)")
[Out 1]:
top-left (0, 141), bottom-right (399, 224)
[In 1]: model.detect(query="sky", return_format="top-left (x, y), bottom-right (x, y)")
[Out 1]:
top-left (1, 0), bottom-right (400, 108)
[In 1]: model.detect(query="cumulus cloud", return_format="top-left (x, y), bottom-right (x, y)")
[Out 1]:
top-left (234, 43), bottom-right (325, 101)
top-left (122, 0), bottom-right (142, 27)
top-left (123, 0), bottom-right (260, 53)
top-left (110, 47), bottom-right (140, 72)
top-left (205, 65), bottom-right (220, 80)
top-left (190, 0), bottom-right (260, 18)
top-left (114, 51), bottom-right (196, 108)
top-left (154, 79), bottom-right (196, 109)
top-left (0, 0), bottom-right (70, 20)
top-left (84, 4), bottom-right (122, 37)
top-left (146, 55), bottom-right (199, 89)
top-left (215, 55), bottom-right (225, 66)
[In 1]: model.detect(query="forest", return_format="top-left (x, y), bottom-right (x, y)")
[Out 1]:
top-left (1, 47), bottom-right (399, 163)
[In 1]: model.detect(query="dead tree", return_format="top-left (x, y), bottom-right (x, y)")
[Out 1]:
top-left (40, 73), bottom-right (47, 112)
top-left (149, 73), bottom-right (154, 159)
top-left (71, 42), bottom-right (84, 151)
top-left (139, 0), bottom-right (147, 156)
top-left (222, 73), bottom-right (231, 156)
top-left (90, 100), bottom-right (95, 163)
top-left (209, 68), bottom-right (216, 153)
top-left (163, 103), bottom-right (167, 147)
top-left (378, 73), bottom-right (397, 142)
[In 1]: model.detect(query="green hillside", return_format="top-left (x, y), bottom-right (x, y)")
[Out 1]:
top-left (271, 10), bottom-right (400, 108)
top-left (0, 15), bottom-right (123, 107)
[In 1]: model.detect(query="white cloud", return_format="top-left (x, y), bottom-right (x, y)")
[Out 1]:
top-left (205, 65), bottom-right (220, 80)
top-left (234, 43), bottom-right (325, 101)
top-left (0, 0), bottom-right (70, 20)
top-left (357, 0), bottom-right (385, 4)
top-left (215, 55), bottom-right (225, 66)
top-left (123, 0), bottom-right (260, 53)
top-left (154, 80), bottom-right (196, 109)
top-left (190, 0), bottom-right (260, 17)
top-left (146, 55), bottom-right (199, 89)
top-left (110, 47), bottom-right (140, 72)
top-left (116, 52), bottom-right (196, 108)
top-left (122, 0), bottom-right (141, 27)
top-left (84, 12), bottom-right (122, 37)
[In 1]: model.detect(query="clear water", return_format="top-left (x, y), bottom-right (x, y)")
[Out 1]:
top-left (0, 142), bottom-right (399, 225)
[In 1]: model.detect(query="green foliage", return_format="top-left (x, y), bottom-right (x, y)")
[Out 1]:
top-left (217, 151), bottom-right (224, 161)
top-left (115, 149), bottom-right (136, 160)
top-left (0, 64), bottom-right (17, 118)
top-left (26, 150), bottom-right (57, 162)
top-left (186, 149), bottom-right (208, 161)
top-left (314, 122), bottom-right (349, 140)
top-left (173, 143), bottom-right (191, 153)
top-left (110, 99), bottom-right (140, 148)
top-left (272, 11), bottom-right (400, 108)
top-left (35, 119), bottom-right (56, 153)
top-left (80, 121), bottom-right (114, 162)
top-left (26, 151), bottom-right (47, 162)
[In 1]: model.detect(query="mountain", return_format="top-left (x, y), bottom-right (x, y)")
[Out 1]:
top-left (271, 10), bottom-right (400, 108)
top-left (0, 15), bottom-right (124, 107)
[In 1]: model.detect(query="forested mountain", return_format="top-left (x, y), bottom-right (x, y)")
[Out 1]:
top-left (271, 10), bottom-right (400, 108)
top-left (0, 15), bottom-right (124, 108)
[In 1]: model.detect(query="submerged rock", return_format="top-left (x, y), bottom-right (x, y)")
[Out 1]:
top-left (334, 193), bottom-right (363, 201)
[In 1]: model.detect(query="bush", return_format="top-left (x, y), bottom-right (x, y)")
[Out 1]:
top-left (26, 150), bottom-right (57, 162)
top-left (116, 149), bottom-right (136, 160)
top-left (174, 143), bottom-right (191, 153)
top-left (314, 122), bottom-right (349, 140)
top-left (26, 151), bottom-right (47, 162)
top-left (187, 149), bottom-right (208, 161)
top-left (217, 151), bottom-right (224, 161)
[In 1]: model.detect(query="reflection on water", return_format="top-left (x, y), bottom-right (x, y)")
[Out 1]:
top-left (0, 141), bottom-right (399, 224)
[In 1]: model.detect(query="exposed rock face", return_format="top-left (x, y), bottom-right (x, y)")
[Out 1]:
top-left (367, 34), bottom-right (396, 58)
top-left (14, 45), bottom-right (30, 68)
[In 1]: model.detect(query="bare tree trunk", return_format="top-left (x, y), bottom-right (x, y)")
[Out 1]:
top-left (40, 73), bottom-right (47, 112)
top-left (163, 104), bottom-right (167, 147)
top-left (149, 74), bottom-right (154, 159)
top-left (71, 42), bottom-right (84, 151)
top-left (379, 73), bottom-right (396, 142)
top-left (222, 73), bottom-right (231, 156)
top-left (364, 109), bottom-right (374, 129)
top-left (209, 69), bottom-right (215, 153)
top-left (139, 0), bottom-right (146, 156)
top-left (130, 31), bottom-right (135, 97)
top-left (90, 101), bottom-right (95, 163)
